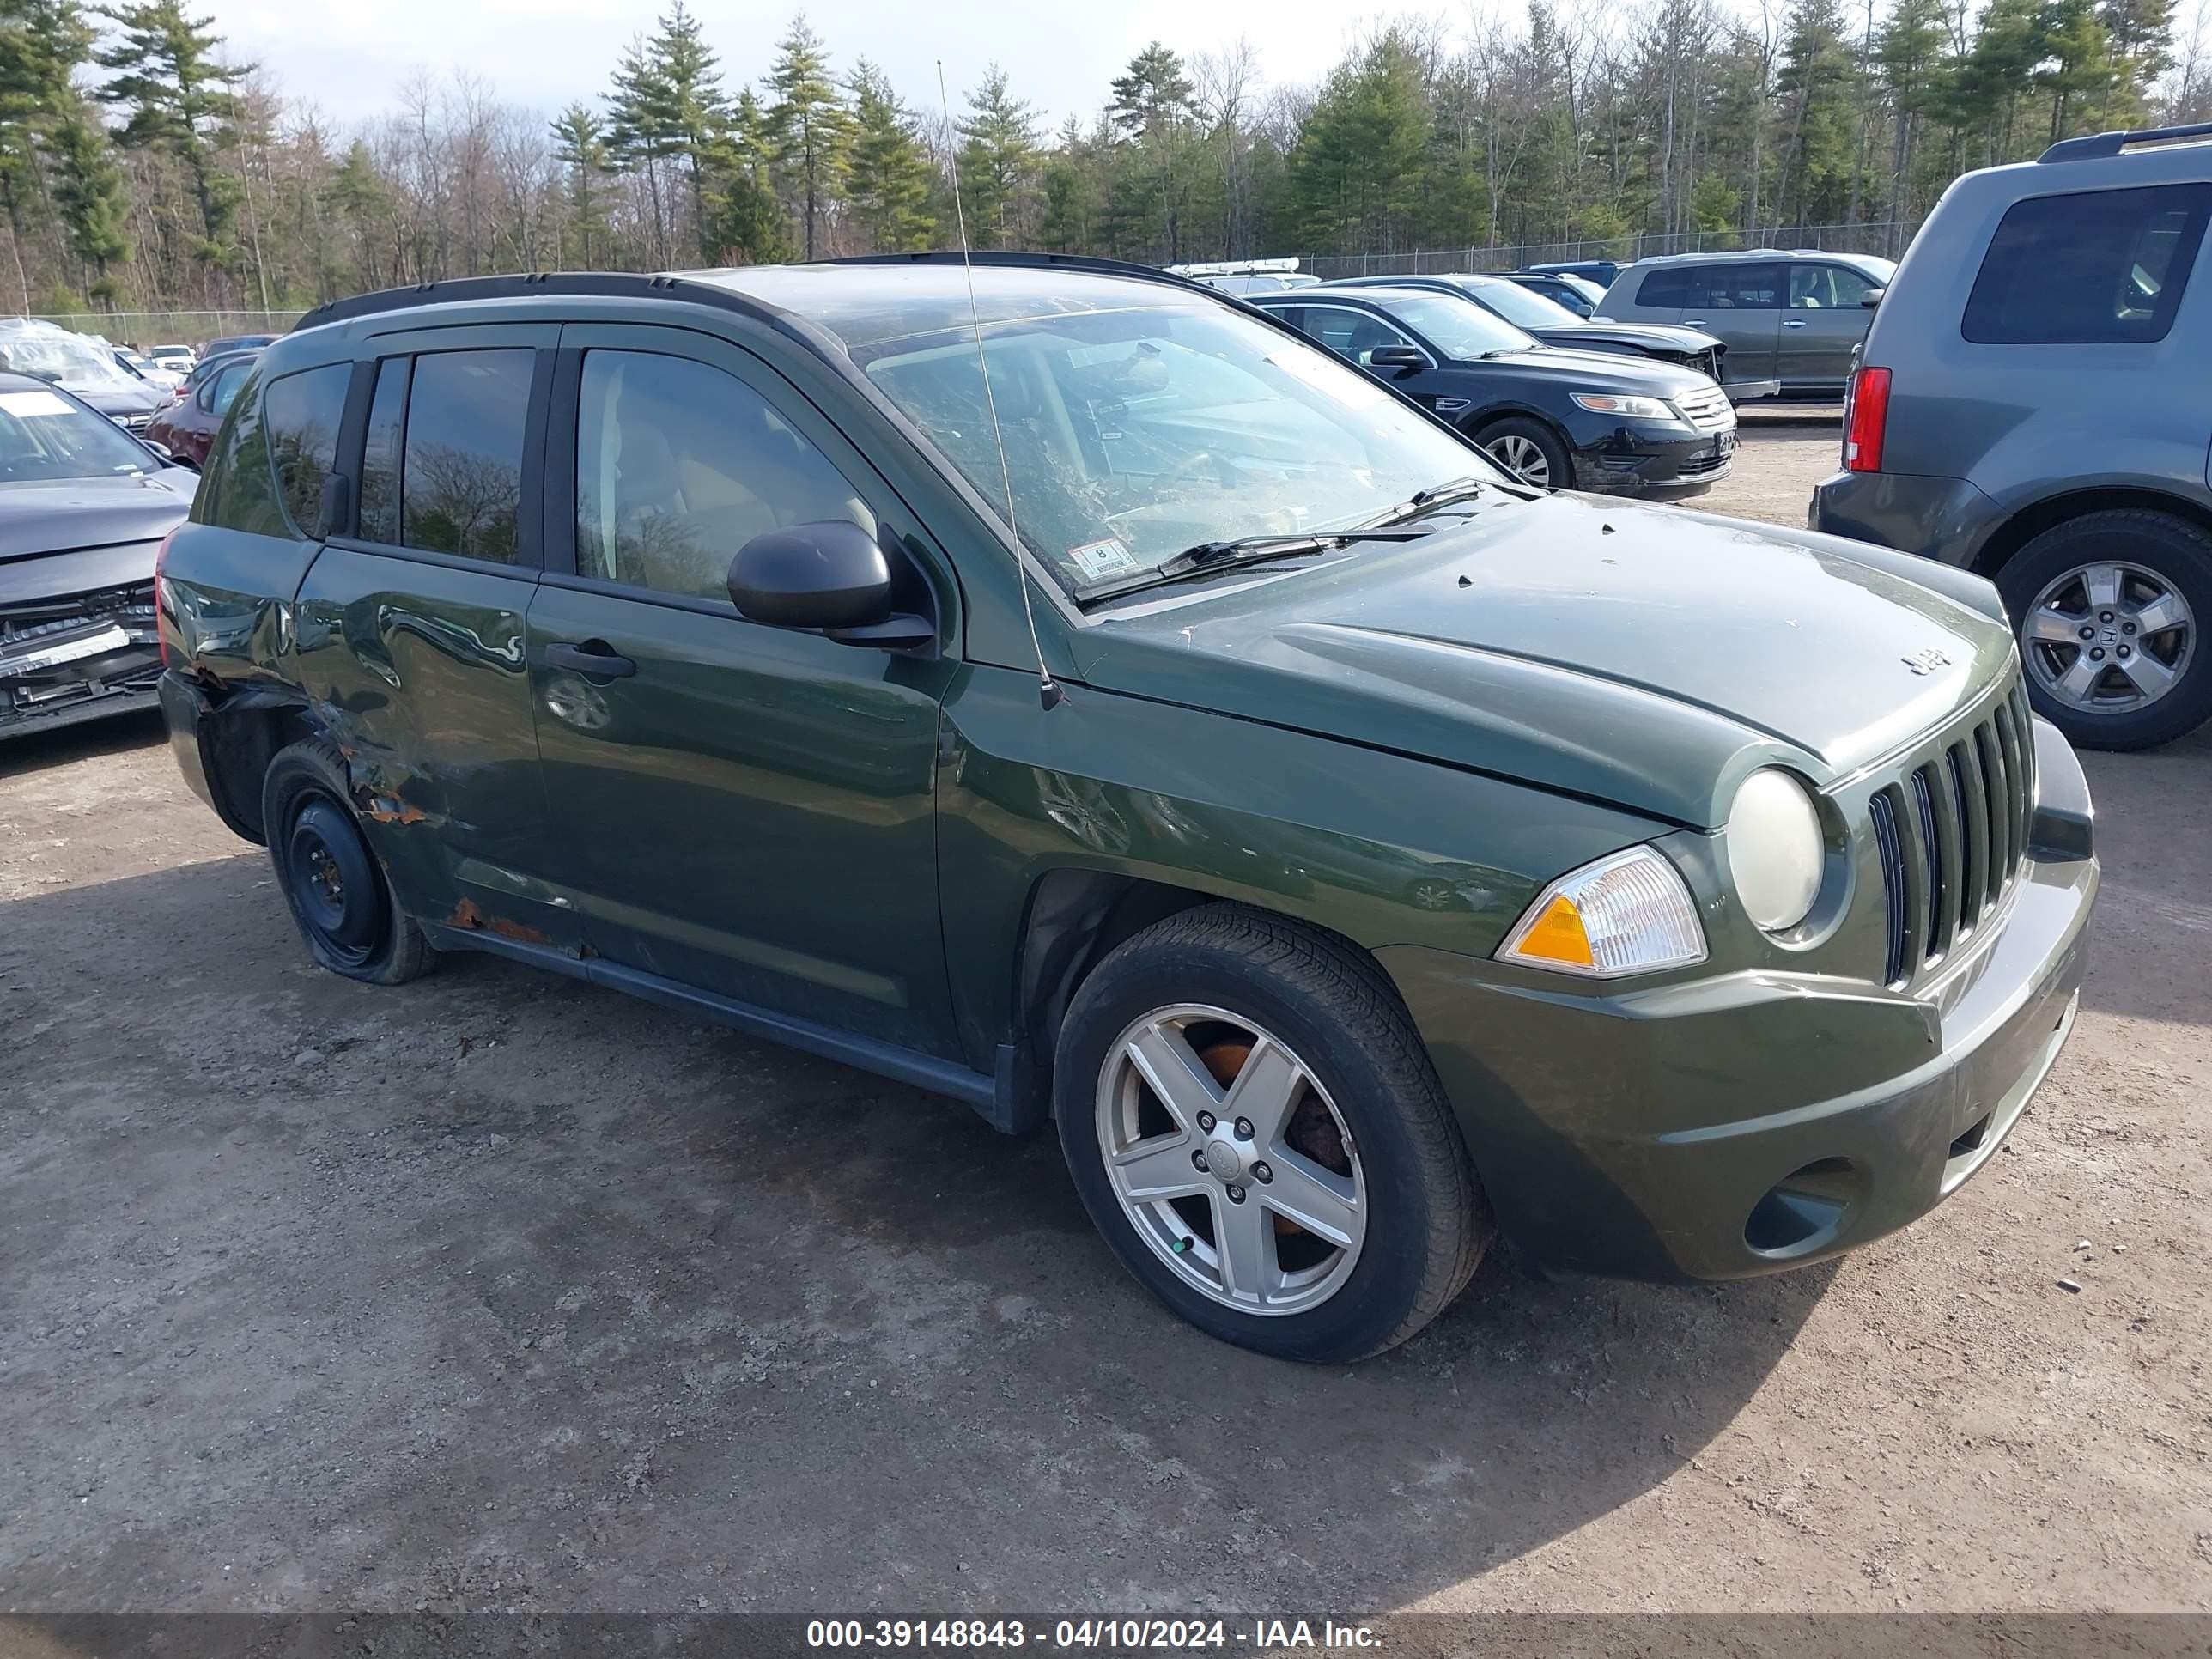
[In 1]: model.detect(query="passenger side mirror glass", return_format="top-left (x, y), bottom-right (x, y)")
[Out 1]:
top-left (1861, 287), bottom-right (1887, 308)
top-left (727, 520), bottom-right (931, 649)
top-left (1366, 344), bottom-right (1428, 373)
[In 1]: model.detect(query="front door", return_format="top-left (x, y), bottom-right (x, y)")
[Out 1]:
top-left (291, 325), bottom-right (582, 952)
top-left (1780, 263), bottom-right (1881, 389)
top-left (523, 324), bottom-right (961, 1058)
top-left (1680, 262), bottom-right (1784, 386)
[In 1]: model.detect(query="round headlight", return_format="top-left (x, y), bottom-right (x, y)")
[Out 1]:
top-left (1725, 769), bottom-right (1824, 933)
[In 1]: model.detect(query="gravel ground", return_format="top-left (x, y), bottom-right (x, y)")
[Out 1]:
top-left (3, 424), bottom-right (2209, 1621)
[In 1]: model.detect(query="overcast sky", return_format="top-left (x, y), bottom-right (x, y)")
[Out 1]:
top-left (198, 0), bottom-right (1456, 133)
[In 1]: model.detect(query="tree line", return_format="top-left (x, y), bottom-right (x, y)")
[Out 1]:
top-left (0, 0), bottom-right (2204, 319)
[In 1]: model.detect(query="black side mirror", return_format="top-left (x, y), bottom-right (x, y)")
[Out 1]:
top-left (1366, 344), bottom-right (1428, 373)
top-left (139, 438), bottom-right (173, 464)
top-left (727, 520), bottom-right (933, 649)
top-left (1861, 287), bottom-right (1887, 308)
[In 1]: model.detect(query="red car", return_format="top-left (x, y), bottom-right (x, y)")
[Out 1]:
top-left (145, 349), bottom-right (259, 467)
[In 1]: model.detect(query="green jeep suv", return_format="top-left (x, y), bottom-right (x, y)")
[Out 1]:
top-left (155, 255), bottom-right (2098, 1362)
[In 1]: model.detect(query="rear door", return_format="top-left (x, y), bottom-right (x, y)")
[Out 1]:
top-left (521, 323), bottom-right (959, 1057)
top-left (1680, 262), bottom-right (1784, 386)
top-left (290, 325), bottom-right (581, 952)
top-left (1780, 262), bottom-right (1880, 387)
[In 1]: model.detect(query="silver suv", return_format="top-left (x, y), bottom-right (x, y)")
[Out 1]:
top-left (1812, 120), bottom-right (2212, 750)
top-left (1599, 250), bottom-right (1897, 401)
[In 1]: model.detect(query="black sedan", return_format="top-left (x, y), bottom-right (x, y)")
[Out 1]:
top-left (0, 373), bottom-right (195, 740)
top-left (1247, 285), bottom-right (1735, 495)
top-left (1330, 271), bottom-right (1759, 392)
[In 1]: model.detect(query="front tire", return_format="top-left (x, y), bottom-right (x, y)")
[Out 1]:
top-left (261, 737), bottom-right (436, 985)
top-left (1473, 416), bottom-right (1572, 490)
top-left (1054, 904), bottom-right (1490, 1363)
top-left (1998, 509), bottom-right (2211, 750)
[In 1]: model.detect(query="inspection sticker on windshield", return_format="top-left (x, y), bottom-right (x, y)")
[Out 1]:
top-left (0, 389), bottom-right (73, 418)
top-left (1066, 538), bottom-right (1139, 580)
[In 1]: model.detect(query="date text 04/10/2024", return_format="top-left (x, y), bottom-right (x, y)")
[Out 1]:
top-left (804, 1619), bottom-right (1382, 1650)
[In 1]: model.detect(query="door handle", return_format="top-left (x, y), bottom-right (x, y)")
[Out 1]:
top-left (544, 640), bottom-right (636, 678)
top-left (1784, 319), bottom-right (1809, 328)
top-left (1684, 319), bottom-right (1707, 326)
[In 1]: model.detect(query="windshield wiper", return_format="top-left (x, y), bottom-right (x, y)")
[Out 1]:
top-left (1074, 526), bottom-right (1432, 605)
top-left (1361, 476), bottom-right (1492, 530)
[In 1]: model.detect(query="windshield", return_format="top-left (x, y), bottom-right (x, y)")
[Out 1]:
top-left (854, 301), bottom-right (1502, 596)
top-left (1463, 280), bottom-right (1583, 330)
top-left (0, 386), bottom-right (156, 481)
top-left (0, 326), bottom-right (142, 392)
top-left (1370, 293), bottom-right (1539, 359)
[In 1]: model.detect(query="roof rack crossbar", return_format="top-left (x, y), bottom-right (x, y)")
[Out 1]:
top-left (2039, 121), bottom-right (2212, 162)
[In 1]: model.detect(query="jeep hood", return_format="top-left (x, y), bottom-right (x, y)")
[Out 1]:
top-left (1072, 491), bottom-right (2016, 828)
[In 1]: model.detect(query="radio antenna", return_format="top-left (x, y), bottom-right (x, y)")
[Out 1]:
top-left (938, 59), bottom-right (1061, 712)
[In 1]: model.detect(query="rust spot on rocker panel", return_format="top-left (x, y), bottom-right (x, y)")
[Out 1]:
top-left (446, 896), bottom-right (551, 945)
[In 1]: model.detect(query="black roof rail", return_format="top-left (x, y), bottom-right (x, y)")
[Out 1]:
top-left (828, 248), bottom-right (1220, 297)
top-left (292, 270), bottom-right (784, 334)
top-left (2039, 120), bottom-right (2212, 162)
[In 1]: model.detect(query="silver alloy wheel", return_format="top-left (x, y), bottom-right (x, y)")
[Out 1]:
top-left (1484, 433), bottom-right (1551, 487)
top-left (1095, 1004), bottom-right (1366, 1316)
top-left (2024, 560), bottom-right (2196, 714)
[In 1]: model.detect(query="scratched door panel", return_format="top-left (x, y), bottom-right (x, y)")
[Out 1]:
top-left (291, 547), bottom-right (579, 952)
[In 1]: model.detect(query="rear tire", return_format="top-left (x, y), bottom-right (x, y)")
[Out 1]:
top-left (1997, 510), bottom-right (2212, 751)
top-left (261, 738), bottom-right (435, 985)
top-left (1054, 903), bottom-right (1490, 1363)
top-left (1474, 416), bottom-right (1573, 490)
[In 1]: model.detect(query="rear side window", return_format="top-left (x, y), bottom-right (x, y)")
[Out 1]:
top-left (1680, 264), bottom-right (1783, 311)
top-left (1963, 183), bottom-right (2212, 344)
top-left (1634, 267), bottom-right (1692, 307)
top-left (356, 349), bottom-right (535, 562)
top-left (261, 364), bottom-right (349, 537)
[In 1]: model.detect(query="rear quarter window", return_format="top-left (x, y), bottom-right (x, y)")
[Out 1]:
top-left (1963, 183), bottom-right (2212, 344)
top-left (197, 363), bottom-right (350, 538)
top-left (1634, 268), bottom-right (1692, 307)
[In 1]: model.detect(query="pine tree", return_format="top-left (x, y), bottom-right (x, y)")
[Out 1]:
top-left (48, 100), bottom-right (128, 295)
top-left (763, 15), bottom-right (851, 259)
top-left (97, 0), bottom-right (248, 258)
top-left (955, 65), bottom-right (1037, 248)
top-left (1108, 41), bottom-right (1194, 261)
top-left (605, 3), bottom-right (731, 264)
top-left (550, 102), bottom-right (611, 266)
top-left (844, 59), bottom-right (933, 252)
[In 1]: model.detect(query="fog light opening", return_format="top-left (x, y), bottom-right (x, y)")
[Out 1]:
top-left (1948, 1111), bottom-right (1993, 1161)
top-left (1745, 1156), bottom-right (1863, 1258)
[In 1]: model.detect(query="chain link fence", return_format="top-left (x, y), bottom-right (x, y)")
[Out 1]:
top-left (1298, 221), bottom-right (1923, 281)
top-left (22, 310), bottom-right (303, 348)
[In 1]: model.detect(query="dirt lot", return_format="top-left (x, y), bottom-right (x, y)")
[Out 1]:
top-left (3, 422), bottom-right (2209, 1621)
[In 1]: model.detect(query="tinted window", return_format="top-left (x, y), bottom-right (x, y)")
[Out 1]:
top-left (1635, 267), bottom-right (1692, 307)
top-left (575, 350), bottom-right (870, 602)
top-left (261, 364), bottom-right (349, 537)
top-left (401, 349), bottom-right (532, 562)
top-left (198, 370), bottom-right (282, 536)
top-left (1963, 184), bottom-right (2212, 345)
top-left (358, 357), bottom-right (408, 544)
top-left (203, 362), bottom-right (252, 414)
top-left (1681, 264), bottom-right (1784, 311)
top-left (1298, 305), bottom-right (1420, 361)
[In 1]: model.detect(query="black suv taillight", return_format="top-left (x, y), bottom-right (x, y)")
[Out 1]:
top-left (1844, 367), bottom-right (1890, 473)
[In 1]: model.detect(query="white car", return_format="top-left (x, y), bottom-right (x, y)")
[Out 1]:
top-left (147, 345), bottom-right (197, 376)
